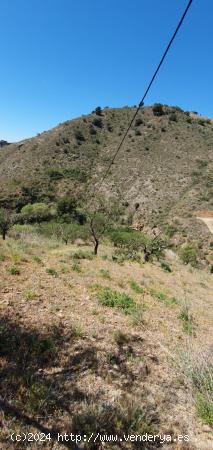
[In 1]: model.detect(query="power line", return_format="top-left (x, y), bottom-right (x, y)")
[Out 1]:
top-left (92, 0), bottom-right (193, 196)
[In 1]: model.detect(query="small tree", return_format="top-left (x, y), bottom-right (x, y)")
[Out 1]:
top-left (89, 212), bottom-right (108, 255)
top-left (0, 208), bottom-right (13, 240)
top-left (86, 197), bottom-right (123, 255)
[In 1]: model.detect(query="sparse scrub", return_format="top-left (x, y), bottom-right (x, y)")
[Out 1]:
top-left (165, 223), bottom-right (178, 238)
top-left (7, 265), bottom-right (20, 275)
top-left (179, 306), bottom-right (195, 334)
top-left (169, 112), bottom-right (177, 122)
top-left (97, 287), bottom-right (135, 314)
top-left (151, 290), bottom-right (178, 306)
top-left (181, 351), bottom-right (213, 426)
top-left (46, 267), bottom-right (58, 277)
top-left (71, 260), bottom-right (81, 272)
top-left (179, 244), bottom-right (197, 267)
top-left (135, 117), bottom-right (143, 126)
top-left (33, 255), bottom-right (43, 264)
top-left (113, 330), bottom-right (129, 345)
top-left (71, 250), bottom-right (94, 260)
top-left (71, 397), bottom-right (155, 445)
top-left (99, 268), bottom-right (111, 279)
top-left (129, 279), bottom-right (144, 294)
top-left (74, 130), bottom-right (85, 141)
top-left (160, 260), bottom-right (172, 272)
top-left (130, 304), bottom-right (144, 326)
top-left (72, 325), bottom-right (84, 339)
top-left (92, 117), bottom-right (103, 128)
top-left (24, 289), bottom-right (37, 300)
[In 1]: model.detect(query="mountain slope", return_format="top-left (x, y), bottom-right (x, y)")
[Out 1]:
top-left (0, 105), bottom-right (212, 246)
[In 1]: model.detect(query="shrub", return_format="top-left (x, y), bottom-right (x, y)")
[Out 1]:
top-left (92, 117), bottom-right (103, 128)
top-left (89, 126), bottom-right (96, 135)
top-left (165, 223), bottom-right (178, 237)
top-left (63, 168), bottom-right (88, 182)
top-left (20, 203), bottom-right (52, 224)
top-left (160, 261), bottom-right (172, 272)
top-left (47, 168), bottom-right (63, 180)
top-left (152, 103), bottom-right (164, 116)
top-left (99, 269), bottom-right (111, 279)
top-left (169, 113), bottom-right (177, 122)
top-left (135, 118), bottom-right (143, 126)
top-left (57, 197), bottom-right (77, 218)
top-left (179, 306), bottom-right (195, 334)
top-left (196, 394), bottom-right (213, 426)
top-left (74, 130), bottom-right (85, 141)
top-left (97, 287), bottom-right (135, 314)
top-left (7, 265), bottom-right (20, 275)
top-left (113, 330), bottom-right (129, 345)
top-left (71, 250), bottom-right (93, 260)
top-left (46, 268), bottom-right (58, 277)
top-left (135, 129), bottom-right (141, 136)
top-left (72, 397), bottom-right (155, 445)
top-left (182, 351), bottom-right (213, 426)
top-left (179, 244), bottom-right (197, 266)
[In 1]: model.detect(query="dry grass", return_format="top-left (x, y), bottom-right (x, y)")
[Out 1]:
top-left (0, 234), bottom-right (213, 449)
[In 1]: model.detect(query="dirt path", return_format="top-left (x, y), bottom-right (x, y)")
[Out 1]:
top-left (197, 216), bottom-right (213, 234)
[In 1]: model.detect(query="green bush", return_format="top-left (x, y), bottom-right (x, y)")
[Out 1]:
top-left (46, 268), bottom-right (58, 277)
top-left (196, 394), bottom-right (213, 426)
top-left (92, 117), bottom-right (103, 128)
top-left (20, 203), bottom-right (53, 224)
top-left (160, 261), bottom-right (172, 272)
top-left (165, 223), bottom-right (178, 238)
top-left (7, 265), bottom-right (20, 275)
top-left (74, 130), bottom-right (85, 141)
top-left (97, 287), bottom-right (135, 314)
top-left (179, 244), bottom-right (197, 266)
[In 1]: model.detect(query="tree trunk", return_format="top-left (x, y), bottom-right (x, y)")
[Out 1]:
top-left (94, 239), bottom-right (99, 255)
top-left (2, 230), bottom-right (6, 240)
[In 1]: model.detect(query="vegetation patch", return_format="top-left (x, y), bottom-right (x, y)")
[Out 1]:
top-left (45, 267), bottom-right (58, 277)
top-left (179, 306), bottom-right (195, 334)
top-left (7, 265), bottom-right (20, 275)
top-left (97, 287), bottom-right (136, 314)
top-left (129, 279), bottom-right (144, 294)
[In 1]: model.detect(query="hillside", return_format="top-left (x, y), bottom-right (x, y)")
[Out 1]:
top-left (0, 105), bottom-right (213, 449)
top-left (0, 105), bottom-right (213, 254)
top-left (0, 232), bottom-right (213, 449)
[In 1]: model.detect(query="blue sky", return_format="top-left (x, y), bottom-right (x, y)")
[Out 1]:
top-left (0, 0), bottom-right (212, 141)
